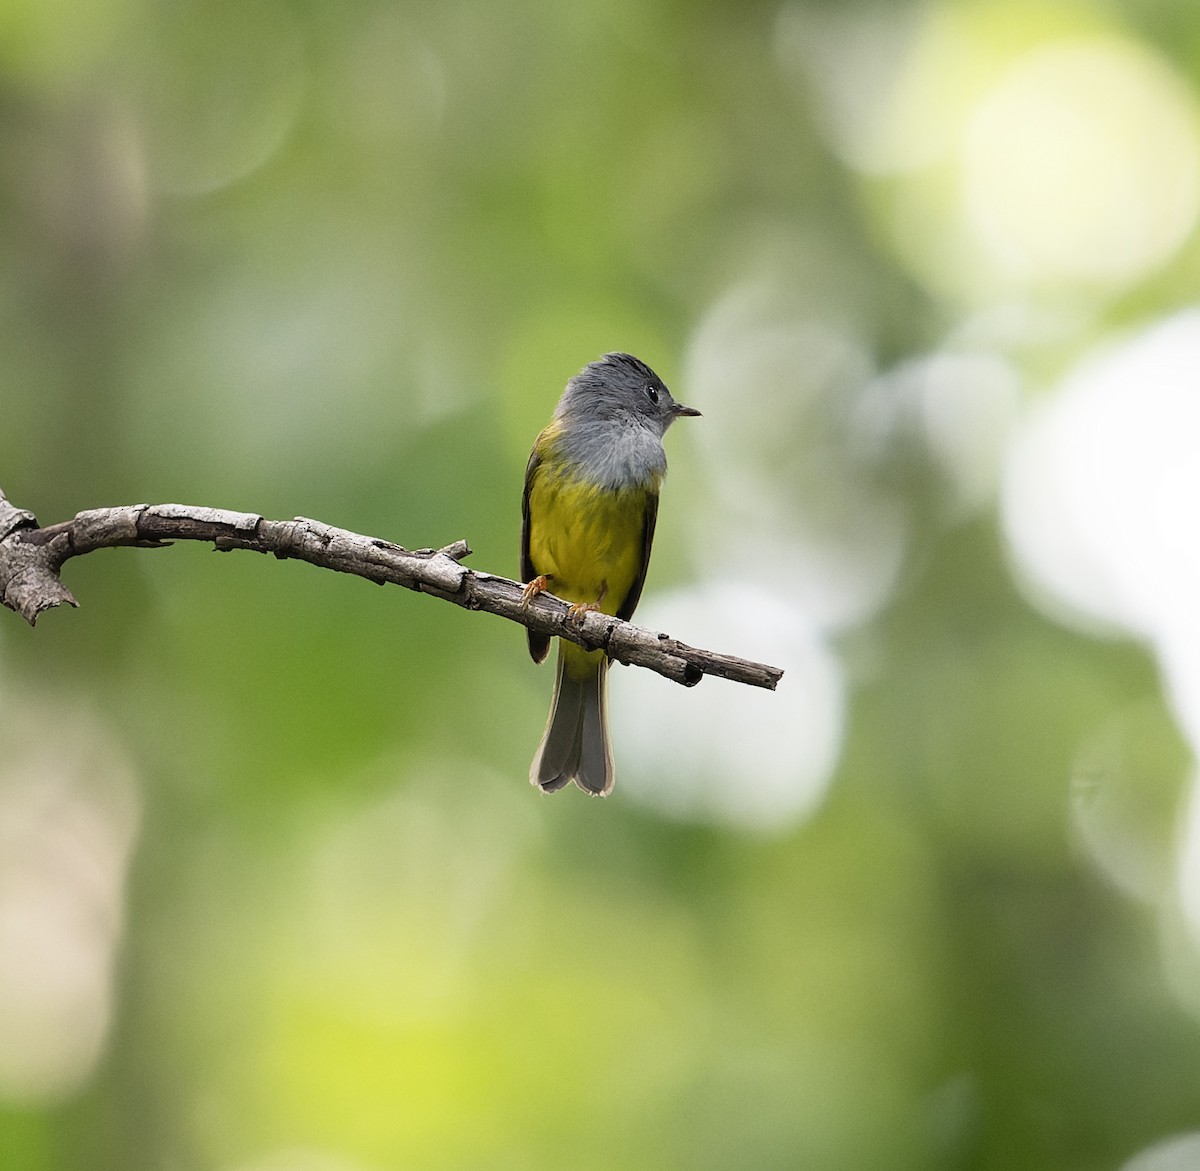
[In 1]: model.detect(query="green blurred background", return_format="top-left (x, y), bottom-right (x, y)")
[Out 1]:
top-left (4, 1), bottom-right (1200, 1168)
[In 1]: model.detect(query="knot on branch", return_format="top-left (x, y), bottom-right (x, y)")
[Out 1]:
top-left (0, 492), bottom-right (38, 541)
top-left (269, 518), bottom-right (311, 560)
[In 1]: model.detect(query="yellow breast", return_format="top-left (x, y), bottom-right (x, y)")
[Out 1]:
top-left (526, 456), bottom-right (656, 615)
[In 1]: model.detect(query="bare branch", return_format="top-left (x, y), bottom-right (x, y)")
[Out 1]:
top-left (0, 490), bottom-right (784, 690)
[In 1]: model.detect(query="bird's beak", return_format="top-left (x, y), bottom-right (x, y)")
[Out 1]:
top-left (673, 403), bottom-right (702, 418)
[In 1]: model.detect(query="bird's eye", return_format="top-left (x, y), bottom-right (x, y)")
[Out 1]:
top-left (645, 386), bottom-right (659, 404)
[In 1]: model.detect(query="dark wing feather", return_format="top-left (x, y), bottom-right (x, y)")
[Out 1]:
top-left (521, 445), bottom-right (551, 664)
top-left (616, 491), bottom-right (658, 623)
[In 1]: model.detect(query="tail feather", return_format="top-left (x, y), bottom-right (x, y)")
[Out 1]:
top-left (531, 646), bottom-right (614, 796)
top-left (575, 660), bottom-right (612, 794)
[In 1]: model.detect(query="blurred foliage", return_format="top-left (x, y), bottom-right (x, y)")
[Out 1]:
top-left (2, 1), bottom-right (1200, 1170)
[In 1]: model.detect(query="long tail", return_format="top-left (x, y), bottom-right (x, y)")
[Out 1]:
top-left (530, 643), bottom-right (614, 796)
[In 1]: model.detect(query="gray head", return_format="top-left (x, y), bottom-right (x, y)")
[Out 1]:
top-left (555, 352), bottom-right (701, 437)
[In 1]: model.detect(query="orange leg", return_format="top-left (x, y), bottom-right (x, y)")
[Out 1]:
top-left (567, 580), bottom-right (608, 621)
top-left (521, 574), bottom-right (553, 606)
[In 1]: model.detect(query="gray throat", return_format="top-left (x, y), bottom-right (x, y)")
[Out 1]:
top-left (556, 414), bottom-right (668, 491)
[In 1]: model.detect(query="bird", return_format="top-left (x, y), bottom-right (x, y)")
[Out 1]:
top-left (520, 352), bottom-right (700, 795)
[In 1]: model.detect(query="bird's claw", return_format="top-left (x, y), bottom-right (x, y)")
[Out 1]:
top-left (521, 574), bottom-right (552, 606)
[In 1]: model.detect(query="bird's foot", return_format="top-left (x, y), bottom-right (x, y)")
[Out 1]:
top-left (521, 574), bottom-right (552, 606)
top-left (566, 582), bottom-right (607, 622)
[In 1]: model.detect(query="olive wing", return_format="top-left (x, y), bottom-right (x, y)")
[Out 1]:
top-left (520, 446), bottom-right (551, 664)
top-left (615, 491), bottom-right (658, 623)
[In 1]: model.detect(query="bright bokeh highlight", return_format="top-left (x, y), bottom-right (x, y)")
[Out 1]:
top-left (789, 3), bottom-right (1200, 299)
top-left (615, 583), bottom-right (843, 830)
top-left (0, 697), bottom-right (139, 1105)
top-left (963, 38), bottom-right (1200, 287)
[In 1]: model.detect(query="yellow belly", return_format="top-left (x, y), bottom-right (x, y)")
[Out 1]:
top-left (527, 468), bottom-right (651, 617)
